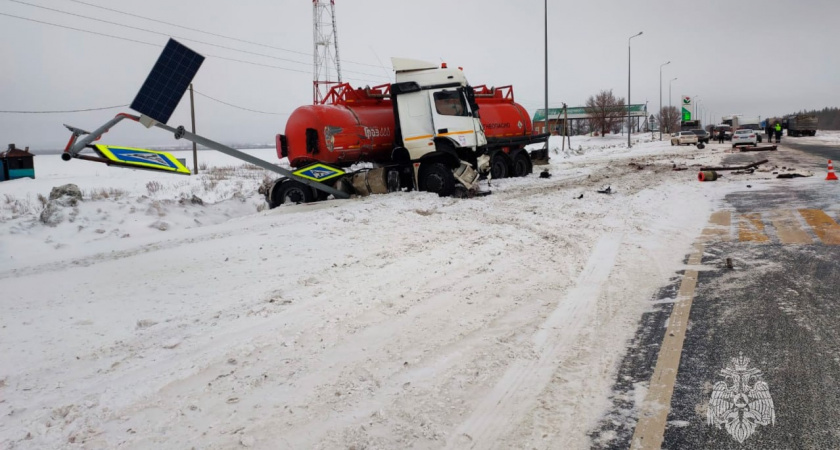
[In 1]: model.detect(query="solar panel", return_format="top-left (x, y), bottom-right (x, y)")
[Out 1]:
top-left (130, 39), bottom-right (204, 124)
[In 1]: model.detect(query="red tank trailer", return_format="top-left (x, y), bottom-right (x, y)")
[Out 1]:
top-left (277, 81), bottom-right (548, 179)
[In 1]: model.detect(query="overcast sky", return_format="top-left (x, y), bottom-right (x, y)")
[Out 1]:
top-left (2, 0), bottom-right (839, 151)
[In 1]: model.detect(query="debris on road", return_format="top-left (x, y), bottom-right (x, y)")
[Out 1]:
top-left (775, 166), bottom-right (814, 179)
top-left (739, 145), bottom-right (778, 152)
top-left (597, 186), bottom-right (614, 194)
top-left (540, 169), bottom-right (552, 179)
top-left (700, 160), bottom-right (769, 172)
top-left (698, 171), bottom-right (718, 182)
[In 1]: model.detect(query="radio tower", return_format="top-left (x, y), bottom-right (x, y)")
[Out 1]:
top-left (312, 0), bottom-right (342, 104)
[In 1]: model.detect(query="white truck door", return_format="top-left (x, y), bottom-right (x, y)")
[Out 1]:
top-left (397, 92), bottom-right (436, 160)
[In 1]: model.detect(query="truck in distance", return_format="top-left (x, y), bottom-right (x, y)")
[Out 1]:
top-left (784, 114), bottom-right (818, 137)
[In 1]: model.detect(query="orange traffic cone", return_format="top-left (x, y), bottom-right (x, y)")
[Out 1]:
top-left (827, 160), bottom-right (838, 181)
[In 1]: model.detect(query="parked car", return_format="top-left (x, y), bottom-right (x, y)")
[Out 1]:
top-left (690, 129), bottom-right (710, 144)
top-left (737, 124), bottom-right (763, 143)
top-left (670, 131), bottom-right (699, 146)
top-left (731, 129), bottom-right (758, 148)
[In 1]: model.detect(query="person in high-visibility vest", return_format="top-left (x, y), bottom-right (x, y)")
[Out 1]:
top-left (774, 122), bottom-right (783, 143)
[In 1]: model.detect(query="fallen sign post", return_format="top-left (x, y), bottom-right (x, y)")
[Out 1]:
top-left (739, 144), bottom-right (778, 152)
top-left (699, 159), bottom-right (769, 172)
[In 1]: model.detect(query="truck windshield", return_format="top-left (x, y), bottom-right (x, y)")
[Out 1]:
top-left (434, 90), bottom-right (468, 117)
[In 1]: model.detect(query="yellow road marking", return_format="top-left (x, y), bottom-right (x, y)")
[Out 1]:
top-left (799, 209), bottom-right (840, 245)
top-left (631, 241), bottom-right (704, 449)
top-left (738, 213), bottom-right (770, 243)
top-left (771, 210), bottom-right (813, 244)
top-left (700, 211), bottom-right (731, 243)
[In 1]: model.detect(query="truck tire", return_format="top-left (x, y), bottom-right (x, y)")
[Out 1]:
top-left (490, 152), bottom-right (511, 179)
top-left (276, 180), bottom-right (316, 205)
top-left (511, 151), bottom-right (532, 177)
top-left (419, 162), bottom-right (455, 197)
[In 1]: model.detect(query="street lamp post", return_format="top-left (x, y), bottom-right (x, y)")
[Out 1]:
top-left (544, 0), bottom-right (549, 144)
top-left (628, 31), bottom-right (643, 148)
top-left (669, 77), bottom-right (678, 133)
top-left (694, 95), bottom-right (701, 123)
top-left (659, 61), bottom-right (670, 140)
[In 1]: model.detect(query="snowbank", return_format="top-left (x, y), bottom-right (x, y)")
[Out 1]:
top-left (0, 137), bottom-right (736, 449)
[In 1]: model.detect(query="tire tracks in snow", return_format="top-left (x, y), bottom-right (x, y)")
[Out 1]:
top-left (445, 234), bottom-right (624, 449)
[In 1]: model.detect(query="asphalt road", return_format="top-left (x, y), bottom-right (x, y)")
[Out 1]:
top-left (783, 139), bottom-right (840, 167)
top-left (593, 138), bottom-right (840, 449)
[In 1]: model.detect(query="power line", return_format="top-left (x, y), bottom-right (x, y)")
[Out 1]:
top-left (65, 0), bottom-right (384, 70)
top-left (0, 11), bottom-right (158, 47)
top-left (194, 90), bottom-right (289, 116)
top-left (0, 104), bottom-right (128, 113)
top-left (0, 12), bottom-right (382, 83)
top-left (0, 88), bottom-right (291, 116)
top-left (9, 0), bottom-right (387, 80)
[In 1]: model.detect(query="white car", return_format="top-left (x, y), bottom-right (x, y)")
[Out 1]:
top-left (670, 131), bottom-right (699, 146)
top-left (731, 129), bottom-right (758, 148)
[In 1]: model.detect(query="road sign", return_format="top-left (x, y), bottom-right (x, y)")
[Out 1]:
top-left (130, 39), bottom-right (205, 124)
top-left (682, 95), bottom-right (693, 122)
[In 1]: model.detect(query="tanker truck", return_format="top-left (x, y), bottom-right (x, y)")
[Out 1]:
top-left (265, 58), bottom-right (548, 207)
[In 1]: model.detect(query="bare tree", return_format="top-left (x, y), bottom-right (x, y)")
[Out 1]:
top-left (573, 119), bottom-right (590, 136)
top-left (657, 106), bottom-right (680, 134)
top-left (584, 89), bottom-right (626, 137)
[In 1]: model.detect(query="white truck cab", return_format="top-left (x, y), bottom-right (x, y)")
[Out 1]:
top-left (390, 58), bottom-right (487, 162)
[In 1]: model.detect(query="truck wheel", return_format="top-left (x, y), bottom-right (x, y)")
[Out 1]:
top-left (277, 180), bottom-right (316, 205)
top-left (511, 151), bottom-right (532, 177)
top-left (419, 162), bottom-right (455, 197)
top-left (490, 152), bottom-right (510, 179)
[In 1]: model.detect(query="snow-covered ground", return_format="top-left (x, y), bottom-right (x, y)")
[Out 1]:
top-left (786, 129), bottom-right (840, 145)
top-left (1, 135), bottom-right (738, 449)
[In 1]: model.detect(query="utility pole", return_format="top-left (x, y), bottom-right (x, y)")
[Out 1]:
top-left (561, 102), bottom-right (568, 152)
top-left (628, 31), bottom-right (643, 148)
top-left (659, 61), bottom-right (670, 140)
top-left (544, 0), bottom-right (549, 151)
top-left (669, 77), bottom-right (678, 133)
top-left (694, 95), bottom-right (701, 121)
top-left (565, 103), bottom-right (570, 149)
top-left (189, 83), bottom-right (198, 174)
